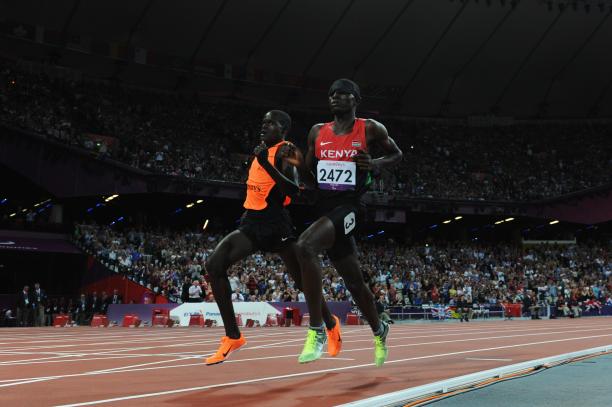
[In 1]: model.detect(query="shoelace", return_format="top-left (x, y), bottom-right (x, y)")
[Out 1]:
top-left (304, 329), bottom-right (318, 348)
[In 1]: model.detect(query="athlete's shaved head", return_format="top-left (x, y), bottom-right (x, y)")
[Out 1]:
top-left (268, 110), bottom-right (292, 134)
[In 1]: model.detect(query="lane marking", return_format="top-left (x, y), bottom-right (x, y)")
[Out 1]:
top-left (2, 325), bottom-right (611, 368)
top-left (465, 357), bottom-right (513, 362)
top-left (2, 331), bottom-right (612, 389)
top-left (52, 333), bottom-right (612, 407)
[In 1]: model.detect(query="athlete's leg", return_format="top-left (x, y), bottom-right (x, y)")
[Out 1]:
top-left (205, 230), bottom-right (256, 339)
top-left (278, 242), bottom-right (334, 329)
top-left (331, 254), bottom-right (380, 332)
top-left (331, 246), bottom-right (389, 367)
top-left (294, 217), bottom-right (336, 328)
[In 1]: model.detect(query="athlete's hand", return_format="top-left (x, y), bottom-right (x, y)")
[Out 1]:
top-left (352, 150), bottom-right (375, 170)
top-left (253, 141), bottom-right (268, 162)
top-left (280, 142), bottom-right (304, 167)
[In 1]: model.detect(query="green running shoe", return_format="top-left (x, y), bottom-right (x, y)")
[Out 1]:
top-left (298, 328), bottom-right (327, 364)
top-left (374, 321), bottom-right (389, 367)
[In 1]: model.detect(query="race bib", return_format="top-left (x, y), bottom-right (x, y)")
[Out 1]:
top-left (317, 160), bottom-right (356, 191)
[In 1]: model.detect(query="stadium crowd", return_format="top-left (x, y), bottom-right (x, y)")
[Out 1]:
top-left (2, 283), bottom-right (124, 327)
top-left (73, 224), bottom-right (612, 318)
top-left (2, 59), bottom-right (611, 202)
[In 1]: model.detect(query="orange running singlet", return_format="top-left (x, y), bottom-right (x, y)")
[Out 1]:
top-left (243, 141), bottom-right (291, 211)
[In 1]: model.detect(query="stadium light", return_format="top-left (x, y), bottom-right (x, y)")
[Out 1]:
top-left (203, 219), bottom-right (209, 231)
top-left (505, 217), bottom-right (514, 222)
top-left (443, 220), bottom-right (451, 224)
top-left (186, 202), bottom-right (195, 208)
top-left (549, 220), bottom-right (559, 225)
top-left (9, 212), bottom-right (16, 217)
top-left (494, 220), bottom-right (504, 225)
top-left (196, 199), bottom-right (204, 204)
top-left (454, 216), bottom-right (463, 220)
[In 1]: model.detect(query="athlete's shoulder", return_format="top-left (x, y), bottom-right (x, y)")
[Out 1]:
top-left (363, 118), bottom-right (385, 128)
top-left (307, 123), bottom-right (326, 143)
top-left (364, 118), bottom-right (388, 139)
top-left (310, 123), bottom-right (326, 132)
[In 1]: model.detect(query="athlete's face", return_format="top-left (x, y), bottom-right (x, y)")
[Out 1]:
top-left (260, 112), bottom-right (283, 145)
top-left (329, 90), bottom-right (356, 114)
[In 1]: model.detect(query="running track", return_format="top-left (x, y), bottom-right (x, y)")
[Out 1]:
top-left (0, 317), bottom-right (611, 406)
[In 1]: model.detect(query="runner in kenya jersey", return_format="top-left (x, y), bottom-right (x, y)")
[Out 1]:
top-left (295, 79), bottom-right (403, 366)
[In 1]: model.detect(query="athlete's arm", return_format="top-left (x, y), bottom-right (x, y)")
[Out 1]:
top-left (254, 143), bottom-right (300, 196)
top-left (353, 119), bottom-right (403, 171)
top-left (278, 143), bottom-right (304, 187)
top-left (301, 124), bottom-right (323, 189)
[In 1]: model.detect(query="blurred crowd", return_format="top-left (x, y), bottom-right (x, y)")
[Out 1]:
top-left (3, 283), bottom-right (124, 327)
top-left (2, 59), bottom-right (611, 202)
top-left (73, 224), bottom-right (612, 316)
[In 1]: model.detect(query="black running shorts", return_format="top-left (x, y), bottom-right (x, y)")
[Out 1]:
top-left (320, 203), bottom-right (363, 261)
top-left (238, 208), bottom-right (296, 253)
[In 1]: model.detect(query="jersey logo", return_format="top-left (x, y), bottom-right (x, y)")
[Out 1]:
top-left (351, 141), bottom-right (361, 147)
top-left (320, 149), bottom-right (358, 159)
top-left (320, 141), bottom-right (333, 146)
top-left (343, 212), bottom-right (356, 235)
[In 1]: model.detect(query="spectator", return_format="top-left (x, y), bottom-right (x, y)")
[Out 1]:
top-left (231, 288), bottom-right (244, 302)
top-left (90, 291), bottom-right (102, 315)
top-left (188, 280), bottom-right (203, 302)
top-left (109, 289), bottom-right (123, 305)
top-left (100, 291), bottom-right (110, 314)
top-left (16, 285), bottom-right (32, 327)
top-left (456, 295), bottom-right (472, 322)
top-left (181, 276), bottom-right (191, 304)
top-left (75, 294), bottom-right (89, 325)
top-left (32, 282), bottom-right (47, 327)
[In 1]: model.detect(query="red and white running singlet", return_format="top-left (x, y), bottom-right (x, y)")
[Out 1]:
top-left (314, 118), bottom-right (370, 196)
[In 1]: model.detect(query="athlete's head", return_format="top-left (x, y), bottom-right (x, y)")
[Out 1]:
top-left (328, 78), bottom-right (360, 115)
top-left (260, 110), bottom-right (291, 145)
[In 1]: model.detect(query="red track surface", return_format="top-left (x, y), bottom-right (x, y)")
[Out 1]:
top-left (1, 317), bottom-right (611, 407)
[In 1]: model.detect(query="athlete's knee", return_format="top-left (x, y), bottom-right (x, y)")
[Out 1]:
top-left (345, 280), bottom-right (371, 298)
top-left (204, 254), bottom-right (228, 279)
top-left (285, 268), bottom-right (303, 290)
top-left (295, 237), bottom-right (317, 259)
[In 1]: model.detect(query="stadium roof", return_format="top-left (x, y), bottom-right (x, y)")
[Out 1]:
top-left (2, 0), bottom-right (612, 118)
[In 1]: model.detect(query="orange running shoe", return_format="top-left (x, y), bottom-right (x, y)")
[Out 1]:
top-left (326, 315), bottom-right (342, 357)
top-left (205, 334), bottom-right (246, 365)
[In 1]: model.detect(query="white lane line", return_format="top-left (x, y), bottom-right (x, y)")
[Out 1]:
top-left (3, 325), bottom-right (611, 367)
top-left (0, 331), bottom-right (307, 360)
top-left (0, 357), bottom-right (194, 386)
top-left (52, 333), bottom-right (612, 407)
top-left (1, 322), bottom-right (603, 357)
top-left (3, 328), bottom-right (612, 388)
top-left (0, 321), bottom-right (604, 349)
top-left (465, 357), bottom-right (513, 362)
top-left (0, 329), bottom-right (311, 353)
top-left (322, 357), bottom-right (355, 361)
top-left (0, 320), bottom-right (603, 344)
top-left (232, 323), bottom-right (612, 351)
